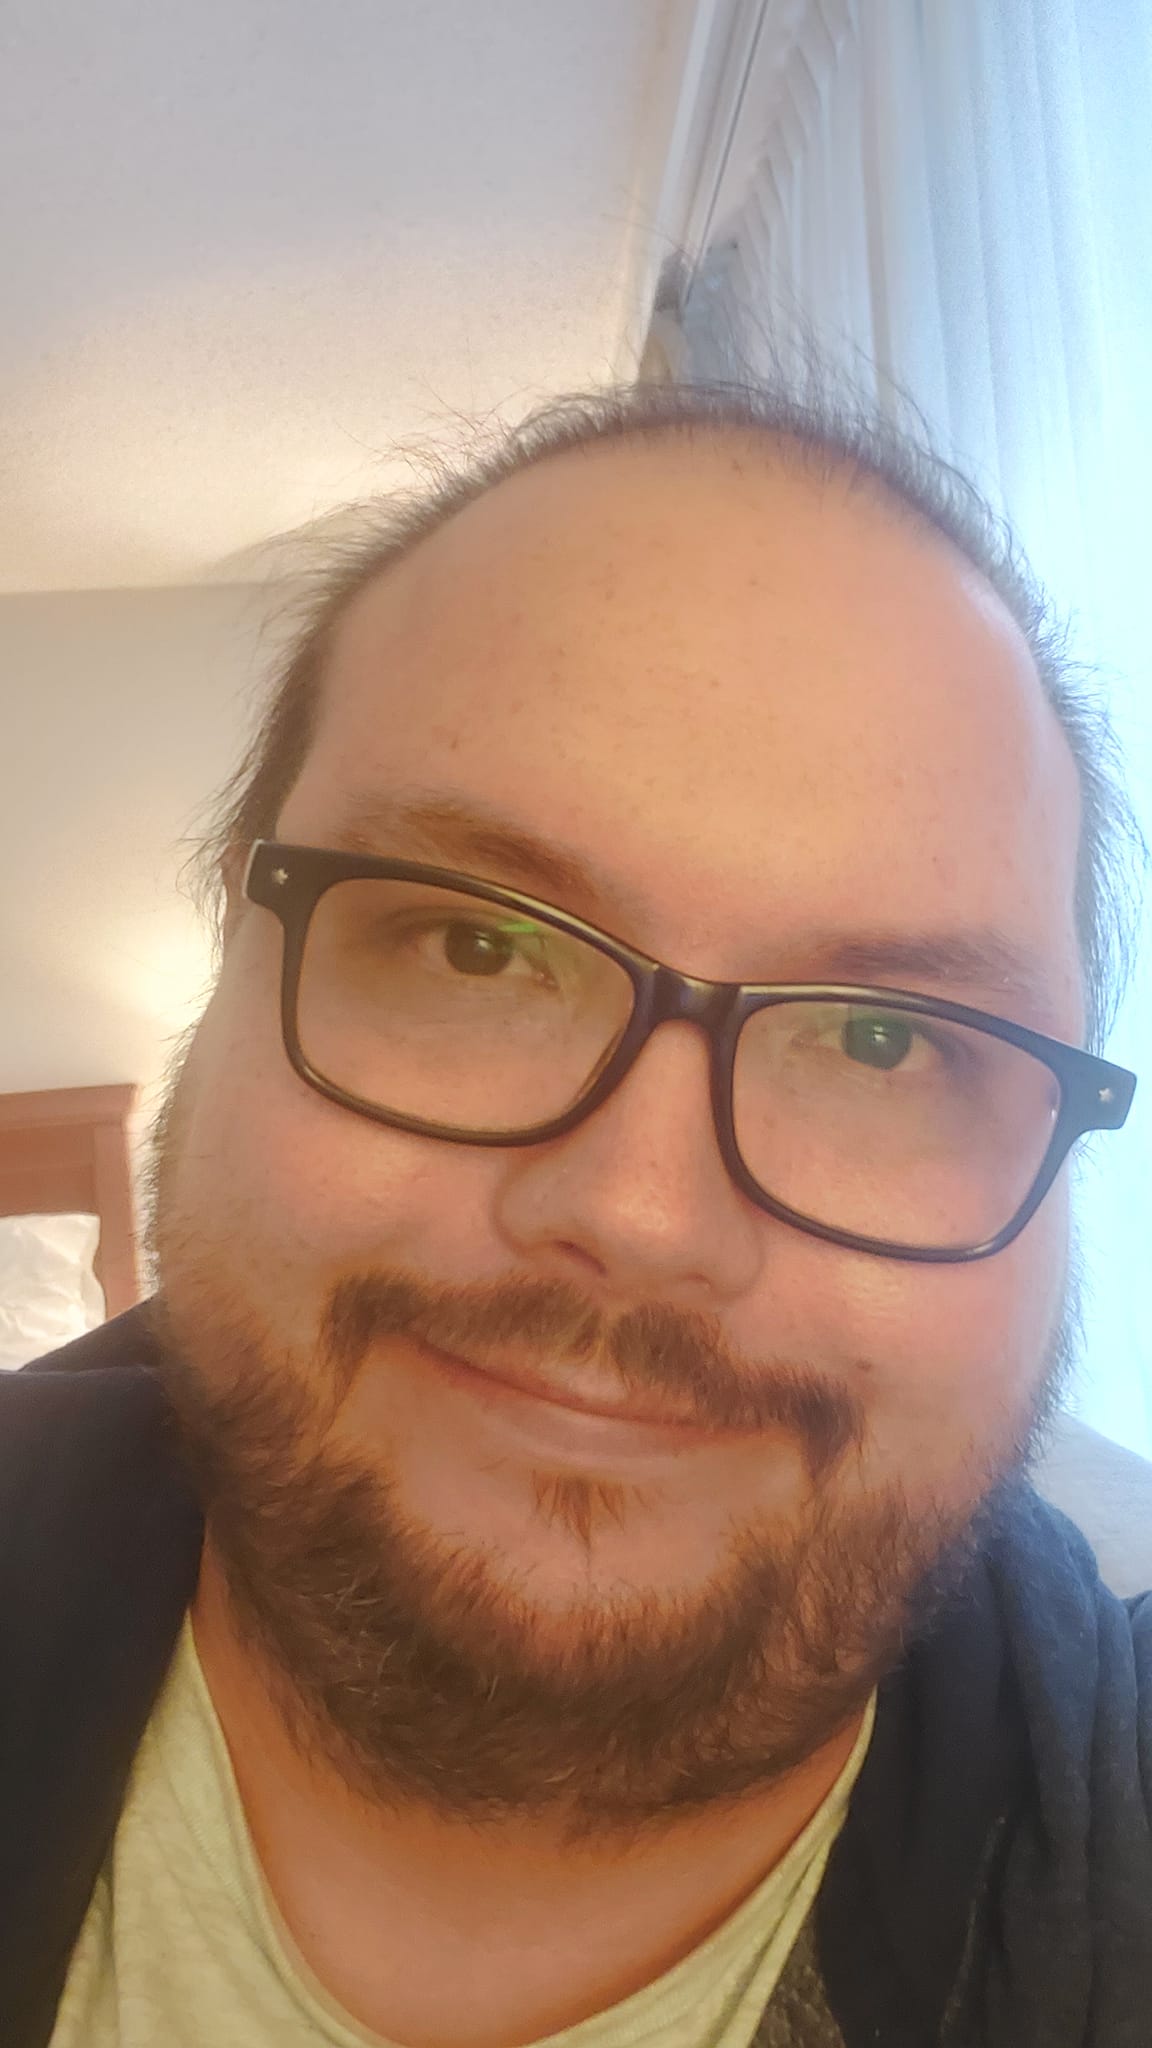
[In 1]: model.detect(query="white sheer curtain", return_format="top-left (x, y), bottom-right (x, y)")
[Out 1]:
top-left (664, 0), bottom-right (1152, 1454)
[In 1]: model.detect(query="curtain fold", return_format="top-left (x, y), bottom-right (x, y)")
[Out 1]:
top-left (675, 0), bottom-right (1152, 1455)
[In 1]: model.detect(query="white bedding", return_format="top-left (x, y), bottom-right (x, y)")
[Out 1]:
top-left (0, 1212), bottom-right (106, 1370)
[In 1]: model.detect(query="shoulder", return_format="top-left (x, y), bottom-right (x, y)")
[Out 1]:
top-left (14, 1299), bottom-right (165, 1378)
top-left (0, 1306), bottom-right (203, 1596)
top-left (2, 1306), bottom-right (176, 1482)
top-left (0, 1311), bottom-right (202, 2037)
top-left (1029, 1411), bottom-right (1152, 1599)
top-left (981, 1479), bottom-right (1152, 1741)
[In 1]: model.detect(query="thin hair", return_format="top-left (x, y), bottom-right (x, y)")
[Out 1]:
top-left (188, 376), bottom-right (1146, 1052)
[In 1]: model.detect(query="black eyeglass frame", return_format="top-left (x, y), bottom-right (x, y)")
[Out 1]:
top-left (244, 838), bottom-right (1137, 1265)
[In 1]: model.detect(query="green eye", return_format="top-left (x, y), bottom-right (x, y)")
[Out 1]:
top-left (843, 1014), bottom-right (914, 1069)
top-left (442, 918), bottom-right (546, 977)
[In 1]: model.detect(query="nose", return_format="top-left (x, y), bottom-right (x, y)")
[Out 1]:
top-left (493, 1018), bottom-right (763, 1306)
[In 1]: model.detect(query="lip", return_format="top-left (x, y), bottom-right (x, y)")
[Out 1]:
top-left (434, 1344), bottom-right (701, 1427)
top-left (414, 1338), bottom-right (723, 1461)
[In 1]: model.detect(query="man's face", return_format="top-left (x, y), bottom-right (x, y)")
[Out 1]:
top-left (153, 440), bottom-right (1084, 1837)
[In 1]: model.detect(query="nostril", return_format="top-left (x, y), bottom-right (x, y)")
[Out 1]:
top-left (557, 1240), bottom-right (607, 1278)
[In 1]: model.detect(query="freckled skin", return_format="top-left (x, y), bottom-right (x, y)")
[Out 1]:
top-left (155, 440), bottom-right (1085, 2046)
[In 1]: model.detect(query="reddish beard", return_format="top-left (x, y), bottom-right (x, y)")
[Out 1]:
top-left (145, 1262), bottom-right (1065, 1848)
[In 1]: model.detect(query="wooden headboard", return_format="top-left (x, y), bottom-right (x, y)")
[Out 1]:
top-left (0, 1083), bottom-right (141, 1316)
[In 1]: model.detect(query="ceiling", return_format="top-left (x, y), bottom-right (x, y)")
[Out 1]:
top-left (0, 1), bottom-right (698, 593)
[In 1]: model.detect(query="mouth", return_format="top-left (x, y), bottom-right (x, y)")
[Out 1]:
top-left (411, 1336), bottom-right (725, 1459)
top-left (419, 1338), bottom-right (703, 1427)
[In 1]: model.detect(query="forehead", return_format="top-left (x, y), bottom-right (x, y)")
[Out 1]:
top-left (282, 437), bottom-right (1084, 1028)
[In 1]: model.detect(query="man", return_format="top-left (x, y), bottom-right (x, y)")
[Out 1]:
top-left (4, 380), bottom-right (1150, 2048)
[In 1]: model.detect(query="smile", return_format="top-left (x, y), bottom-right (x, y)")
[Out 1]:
top-left (413, 1337), bottom-right (729, 1469)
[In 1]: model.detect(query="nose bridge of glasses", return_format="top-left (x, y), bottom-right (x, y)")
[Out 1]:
top-left (651, 966), bottom-right (738, 1031)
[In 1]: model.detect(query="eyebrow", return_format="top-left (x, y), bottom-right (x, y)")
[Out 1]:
top-left (328, 790), bottom-right (624, 908)
top-left (323, 789), bottom-right (1064, 1027)
top-left (795, 931), bottom-right (1063, 1028)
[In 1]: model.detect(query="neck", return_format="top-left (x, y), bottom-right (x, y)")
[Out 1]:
top-left (190, 1543), bottom-right (866, 2048)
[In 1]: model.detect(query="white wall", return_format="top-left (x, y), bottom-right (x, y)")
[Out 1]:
top-left (0, 0), bottom-right (697, 593)
top-left (1, 582), bottom-right (283, 1191)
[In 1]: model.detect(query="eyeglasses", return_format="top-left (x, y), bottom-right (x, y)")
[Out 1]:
top-left (243, 839), bottom-right (1137, 1265)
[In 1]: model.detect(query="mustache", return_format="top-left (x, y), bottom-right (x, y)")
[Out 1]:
top-left (323, 1273), bottom-right (865, 1480)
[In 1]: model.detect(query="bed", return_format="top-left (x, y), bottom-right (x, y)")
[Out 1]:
top-left (0, 1083), bottom-right (141, 1366)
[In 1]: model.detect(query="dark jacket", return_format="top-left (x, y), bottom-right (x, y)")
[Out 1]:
top-left (2, 1309), bottom-right (1150, 2048)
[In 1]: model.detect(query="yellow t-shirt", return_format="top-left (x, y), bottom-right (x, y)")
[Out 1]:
top-left (50, 1619), bottom-right (874, 2047)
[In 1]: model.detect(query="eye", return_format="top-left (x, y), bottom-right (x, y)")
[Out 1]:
top-left (790, 1005), bottom-right (949, 1082)
top-left (841, 1012), bottom-right (919, 1070)
top-left (427, 915), bottom-right (556, 983)
top-left (442, 919), bottom-right (529, 977)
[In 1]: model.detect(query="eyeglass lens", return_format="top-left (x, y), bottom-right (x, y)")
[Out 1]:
top-left (295, 877), bottom-right (1063, 1252)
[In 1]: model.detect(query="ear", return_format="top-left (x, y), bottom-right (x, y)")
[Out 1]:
top-left (219, 844), bottom-right (251, 949)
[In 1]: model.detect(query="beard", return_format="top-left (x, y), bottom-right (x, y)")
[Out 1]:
top-left (145, 1075), bottom-right (1078, 1851)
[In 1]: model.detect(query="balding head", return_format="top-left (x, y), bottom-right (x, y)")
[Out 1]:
top-left (291, 433), bottom-right (1084, 1057)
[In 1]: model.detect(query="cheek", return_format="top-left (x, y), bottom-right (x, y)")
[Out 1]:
top-left (758, 1184), bottom-right (1071, 1460)
top-left (172, 970), bottom-right (509, 1298)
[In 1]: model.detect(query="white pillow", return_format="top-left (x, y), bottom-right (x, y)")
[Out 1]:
top-left (0, 1212), bottom-right (106, 1371)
